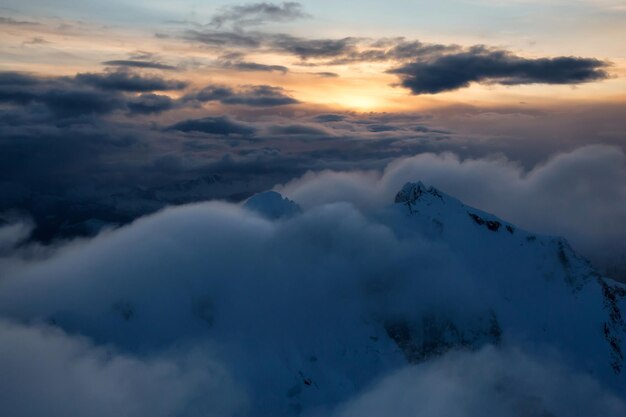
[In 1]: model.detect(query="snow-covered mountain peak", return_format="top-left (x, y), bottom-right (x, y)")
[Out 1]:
top-left (394, 181), bottom-right (445, 207)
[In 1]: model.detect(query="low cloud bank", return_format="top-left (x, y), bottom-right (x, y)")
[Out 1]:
top-left (280, 144), bottom-right (626, 279)
top-left (327, 346), bottom-right (626, 417)
top-left (0, 145), bottom-right (625, 415)
top-left (0, 319), bottom-right (246, 417)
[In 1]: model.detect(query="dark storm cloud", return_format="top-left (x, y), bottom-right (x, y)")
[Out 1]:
top-left (75, 70), bottom-right (188, 92)
top-left (180, 30), bottom-right (454, 64)
top-left (322, 39), bottom-right (460, 65)
top-left (210, 2), bottom-right (309, 28)
top-left (314, 114), bottom-right (346, 123)
top-left (268, 123), bottom-right (330, 136)
top-left (413, 125), bottom-right (451, 134)
top-left (167, 116), bottom-right (257, 136)
top-left (0, 72), bottom-right (125, 117)
top-left (0, 72), bottom-right (44, 104)
top-left (0, 71), bottom-right (186, 118)
top-left (183, 30), bottom-right (261, 48)
top-left (32, 89), bottom-right (124, 117)
top-left (385, 40), bottom-right (459, 61)
top-left (179, 28), bottom-right (611, 93)
top-left (186, 84), bottom-right (298, 107)
top-left (127, 94), bottom-right (176, 115)
top-left (102, 60), bottom-right (178, 70)
top-left (269, 34), bottom-right (358, 59)
top-left (0, 71), bottom-right (40, 86)
top-left (183, 30), bottom-right (358, 60)
top-left (367, 124), bottom-right (399, 133)
top-left (222, 61), bottom-right (288, 73)
top-left (389, 47), bottom-right (610, 94)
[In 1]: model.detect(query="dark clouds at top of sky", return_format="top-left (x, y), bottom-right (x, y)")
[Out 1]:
top-left (389, 47), bottom-right (610, 94)
top-left (0, 69), bottom-right (188, 117)
top-left (209, 1), bottom-right (309, 28)
top-left (0, 69), bottom-right (302, 121)
top-left (185, 84), bottom-right (299, 107)
top-left (221, 60), bottom-right (289, 73)
top-left (167, 116), bottom-right (257, 136)
top-left (178, 5), bottom-right (611, 94)
top-left (75, 70), bottom-right (188, 92)
top-left (127, 93), bottom-right (176, 115)
top-left (183, 29), bottom-right (359, 60)
top-left (102, 60), bottom-right (178, 71)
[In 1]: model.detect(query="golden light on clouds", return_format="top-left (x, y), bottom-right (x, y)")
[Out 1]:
top-left (0, 3), bottom-right (624, 114)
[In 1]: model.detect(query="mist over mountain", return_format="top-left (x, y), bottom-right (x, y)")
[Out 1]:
top-left (1, 177), bottom-right (625, 416)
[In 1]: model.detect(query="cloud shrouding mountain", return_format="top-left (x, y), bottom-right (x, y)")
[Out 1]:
top-left (0, 319), bottom-right (246, 417)
top-left (329, 347), bottom-right (625, 417)
top-left (280, 145), bottom-right (626, 280)
top-left (0, 162), bottom-right (625, 415)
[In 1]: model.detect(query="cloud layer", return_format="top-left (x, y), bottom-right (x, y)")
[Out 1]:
top-left (329, 347), bottom-right (626, 417)
top-left (210, 2), bottom-right (309, 28)
top-left (279, 145), bottom-right (626, 279)
top-left (0, 319), bottom-right (246, 417)
top-left (389, 47), bottom-right (609, 94)
top-left (0, 161), bottom-right (625, 415)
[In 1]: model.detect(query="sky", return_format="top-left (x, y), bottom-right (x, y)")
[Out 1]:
top-left (1, 0), bottom-right (625, 109)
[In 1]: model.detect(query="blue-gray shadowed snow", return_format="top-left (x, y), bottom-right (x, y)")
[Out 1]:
top-left (244, 191), bottom-right (301, 219)
top-left (0, 183), bottom-right (625, 416)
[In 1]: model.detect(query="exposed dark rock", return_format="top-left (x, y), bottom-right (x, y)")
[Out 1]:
top-left (599, 277), bottom-right (626, 373)
top-left (394, 182), bottom-right (443, 214)
top-left (468, 212), bottom-right (501, 231)
top-left (486, 220), bottom-right (501, 231)
top-left (557, 241), bottom-right (570, 270)
top-left (468, 212), bottom-right (485, 226)
top-left (384, 312), bottom-right (502, 364)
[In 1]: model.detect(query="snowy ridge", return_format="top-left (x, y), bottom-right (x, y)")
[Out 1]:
top-left (391, 182), bottom-right (626, 376)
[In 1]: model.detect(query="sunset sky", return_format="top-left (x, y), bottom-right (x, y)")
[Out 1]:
top-left (2, 0), bottom-right (625, 109)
